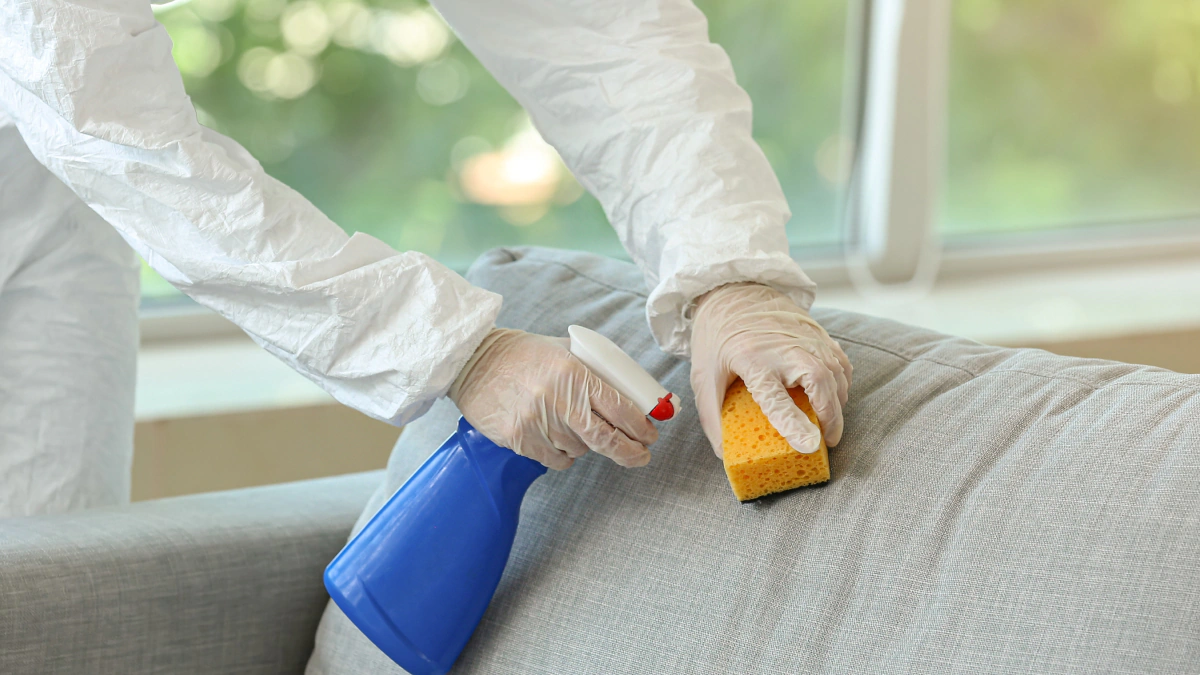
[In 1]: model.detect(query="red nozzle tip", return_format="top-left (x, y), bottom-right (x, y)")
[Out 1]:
top-left (649, 394), bottom-right (676, 421)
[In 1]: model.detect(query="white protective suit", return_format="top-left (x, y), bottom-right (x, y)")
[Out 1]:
top-left (0, 0), bottom-right (815, 516)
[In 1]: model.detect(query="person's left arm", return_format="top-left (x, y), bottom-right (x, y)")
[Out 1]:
top-left (432, 0), bottom-right (851, 455)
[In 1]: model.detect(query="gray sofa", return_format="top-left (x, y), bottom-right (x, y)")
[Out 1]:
top-left (3, 247), bottom-right (1198, 674)
top-left (0, 472), bottom-right (380, 674)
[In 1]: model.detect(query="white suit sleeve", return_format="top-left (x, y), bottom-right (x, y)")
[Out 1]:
top-left (432, 0), bottom-right (816, 357)
top-left (0, 0), bottom-right (501, 426)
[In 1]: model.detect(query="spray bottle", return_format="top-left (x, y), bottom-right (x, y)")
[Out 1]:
top-left (323, 325), bottom-right (680, 675)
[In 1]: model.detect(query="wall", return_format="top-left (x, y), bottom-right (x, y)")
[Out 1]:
top-left (132, 403), bottom-right (398, 501)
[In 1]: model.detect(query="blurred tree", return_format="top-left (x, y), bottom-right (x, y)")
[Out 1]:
top-left (143, 0), bottom-right (1200, 299)
top-left (147, 0), bottom-right (848, 299)
top-left (946, 0), bottom-right (1200, 234)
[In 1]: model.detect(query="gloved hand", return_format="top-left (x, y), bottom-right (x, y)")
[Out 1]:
top-left (690, 283), bottom-right (852, 457)
top-left (449, 328), bottom-right (658, 470)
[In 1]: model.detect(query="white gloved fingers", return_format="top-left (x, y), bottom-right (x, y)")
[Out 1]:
top-left (829, 338), bottom-right (853, 406)
top-left (781, 350), bottom-right (844, 447)
top-left (525, 440), bottom-right (575, 470)
top-left (583, 369), bottom-right (660, 447)
top-left (538, 450), bottom-right (576, 471)
top-left (570, 411), bottom-right (652, 468)
top-left (546, 419), bottom-right (592, 459)
top-left (812, 337), bottom-right (850, 412)
top-left (741, 372), bottom-right (824, 454)
top-left (451, 329), bottom-right (659, 471)
top-left (509, 421), bottom-right (576, 471)
top-left (808, 323), bottom-right (852, 406)
top-left (690, 364), bottom-right (730, 458)
top-left (690, 283), bottom-right (853, 457)
top-left (778, 326), bottom-right (847, 443)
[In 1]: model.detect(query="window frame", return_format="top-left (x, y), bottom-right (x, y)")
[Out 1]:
top-left (822, 0), bottom-right (1200, 291)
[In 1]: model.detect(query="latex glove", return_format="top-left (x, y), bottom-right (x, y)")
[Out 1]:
top-left (690, 283), bottom-right (852, 457)
top-left (449, 328), bottom-right (658, 470)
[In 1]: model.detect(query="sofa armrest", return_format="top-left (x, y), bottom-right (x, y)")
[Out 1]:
top-left (0, 470), bottom-right (382, 675)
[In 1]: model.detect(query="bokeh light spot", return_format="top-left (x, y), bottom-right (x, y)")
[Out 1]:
top-left (265, 52), bottom-right (318, 99)
top-left (192, 0), bottom-right (240, 23)
top-left (173, 24), bottom-right (223, 78)
top-left (281, 1), bottom-right (332, 57)
top-left (245, 0), bottom-right (285, 22)
top-left (371, 8), bottom-right (452, 66)
top-left (815, 134), bottom-right (853, 186)
top-left (237, 46), bottom-right (277, 95)
top-left (417, 58), bottom-right (469, 106)
top-left (459, 119), bottom-right (562, 207)
top-left (328, 0), bottom-right (372, 50)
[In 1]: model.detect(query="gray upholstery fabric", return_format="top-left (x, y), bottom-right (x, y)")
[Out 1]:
top-left (0, 471), bottom-right (381, 675)
top-left (307, 247), bottom-right (1200, 674)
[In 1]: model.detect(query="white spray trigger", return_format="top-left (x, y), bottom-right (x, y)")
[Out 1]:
top-left (567, 325), bottom-right (681, 421)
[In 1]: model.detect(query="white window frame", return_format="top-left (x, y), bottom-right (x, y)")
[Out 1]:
top-left (794, 0), bottom-right (1200, 291)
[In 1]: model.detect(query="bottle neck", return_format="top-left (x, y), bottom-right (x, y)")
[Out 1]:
top-left (456, 418), bottom-right (547, 511)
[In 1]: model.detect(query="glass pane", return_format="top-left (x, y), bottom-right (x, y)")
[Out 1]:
top-left (146, 0), bottom-right (848, 300)
top-left (697, 0), bottom-right (851, 249)
top-left (945, 0), bottom-right (1200, 236)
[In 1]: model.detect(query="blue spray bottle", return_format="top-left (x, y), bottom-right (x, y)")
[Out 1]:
top-left (324, 326), bottom-right (680, 675)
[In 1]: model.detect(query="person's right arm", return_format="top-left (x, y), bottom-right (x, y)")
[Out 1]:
top-left (0, 0), bottom-right (500, 427)
top-left (0, 0), bottom-right (654, 468)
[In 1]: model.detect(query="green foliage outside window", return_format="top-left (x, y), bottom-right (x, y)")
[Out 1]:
top-left (147, 0), bottom-right (848, 299)
top-left (947, 0), bottom-right (1200, 234)
top-left (144, 0), bottom-right (1200, 301)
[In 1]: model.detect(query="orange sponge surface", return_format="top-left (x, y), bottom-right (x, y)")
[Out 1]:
top-left (720, 378), bottom-right (829, 502)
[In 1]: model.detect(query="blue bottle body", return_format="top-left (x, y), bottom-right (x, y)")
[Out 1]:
top-left (324, 417), bottom-right (546, 675)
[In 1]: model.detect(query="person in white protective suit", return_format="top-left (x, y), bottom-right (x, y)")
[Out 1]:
top-left (0, 0), bottom-right (852, 517)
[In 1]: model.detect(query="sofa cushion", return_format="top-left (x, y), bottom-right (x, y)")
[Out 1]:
top-left (307, 247), bottom-right (1200, 674)
top-left (0, 471), bottom-right (382, 675)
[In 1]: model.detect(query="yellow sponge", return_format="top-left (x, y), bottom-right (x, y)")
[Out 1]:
top-left (721, 378), bottom-right (829, 501)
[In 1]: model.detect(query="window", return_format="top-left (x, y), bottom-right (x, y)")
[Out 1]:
top-left (146, 0), bottom-right (1200, 305)
top-left (699, 0), bottom-right (851, 250)
top-left (146, 0), bottom-right (851, 301)
top-left (945, 0), bottom-right (1200, 236)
